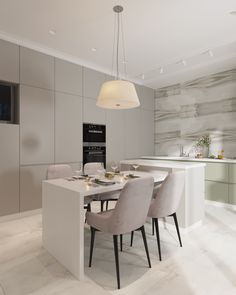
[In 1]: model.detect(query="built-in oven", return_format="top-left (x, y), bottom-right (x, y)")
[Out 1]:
top-left (83, 123), bottom-right (106, 168)
top-left (83, 123), bottom-right (106, 143)
top-left (83, 145), bottom-right (106, 167)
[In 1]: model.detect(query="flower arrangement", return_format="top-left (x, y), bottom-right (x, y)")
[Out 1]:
top-left (195, 135), bottom-right (211, 147)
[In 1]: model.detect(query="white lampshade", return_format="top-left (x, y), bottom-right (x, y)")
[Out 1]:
top-left (96, 80), bottom-right (140, 109)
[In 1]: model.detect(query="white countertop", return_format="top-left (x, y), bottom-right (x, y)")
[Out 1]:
top-left (120, 159), bottom-right (206, 169)
top-left (142, 156), bottom-right (236, 164)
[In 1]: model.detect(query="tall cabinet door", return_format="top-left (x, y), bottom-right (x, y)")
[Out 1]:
top-left (0, 124), bottom-right (19, 216)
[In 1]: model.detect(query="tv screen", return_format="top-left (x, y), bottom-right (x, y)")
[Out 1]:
top-left (0, 84), bottom-right (12, 122)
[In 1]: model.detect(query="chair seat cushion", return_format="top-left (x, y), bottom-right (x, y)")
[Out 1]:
top-left (97, 190), bottom-right (120, 201)
top-left (86, 210), bottom-right (114, 233)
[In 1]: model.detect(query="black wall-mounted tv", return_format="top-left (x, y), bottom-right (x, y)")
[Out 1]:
top-left (0, 82), bottom-right (17, 123)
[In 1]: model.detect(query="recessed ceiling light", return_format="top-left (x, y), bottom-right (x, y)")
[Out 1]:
top-left (91, 47), bottom-right (97, 52)
top-left (208, 50), bottom-right (214, 57)
top-left (229, 11), bottom-right (236, 15)
top-left (49, 29), bottom-right (56, 35)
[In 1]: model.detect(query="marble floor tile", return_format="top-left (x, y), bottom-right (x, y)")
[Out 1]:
top-left (0, 204), bottom-right (235, 294)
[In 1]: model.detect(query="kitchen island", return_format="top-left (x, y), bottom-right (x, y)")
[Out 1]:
top-left (120, 159), bottom-right (206, 231)
top-left (142, 156), bottom-right (236, 206)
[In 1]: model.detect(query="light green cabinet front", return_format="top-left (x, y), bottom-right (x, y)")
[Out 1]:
top-left (229, 184), bottom-right (236, 205)
top-left (205, 163), bottom-right (228, 183)
top-left (205, 180), bottom-right (229, 203)
top-left (229, 164), bottom-right (236, 184)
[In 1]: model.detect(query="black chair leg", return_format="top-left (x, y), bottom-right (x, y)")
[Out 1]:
top-left (89, 227), bottom-right (96, 267)
top-left (120, 234), bottom-right (123, 252)
top-left (140, 226), bottom-right (151, 268)
top-left (113, 235), bottom-right (121, 289)
top-left (130, 231), bottom-right (134, 247)
top-left (154, 218), bottom-right (162, 261)
top-left (152, 218), bottom-right (155, 235)
top-left (106, 200), bottom-right (109, 210)
top-left (172, 212), bottom-right (182, 247)
top-left (87, 203), bottom-right (91, 212)
top-left (101, 200), bottom-right (105, 212)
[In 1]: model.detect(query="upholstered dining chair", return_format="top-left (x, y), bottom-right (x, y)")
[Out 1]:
top-left (86, 176), bottom-right (154, 289)
top-left (47, 164), bottom-right (73, 180)
top-left (46, 164), bottom-right (92, 210)
top-left (146, 171), bottom-right (185, 261)
top-left (84, 162), bottom-right (120, 211)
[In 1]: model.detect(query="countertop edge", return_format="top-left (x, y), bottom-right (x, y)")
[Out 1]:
top-left (141, 156), bottom-right (236, 164)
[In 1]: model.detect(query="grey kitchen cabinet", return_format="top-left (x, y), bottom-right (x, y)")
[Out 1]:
top-left (136, 84), bottom-right (155, 111)
top-left (55, 58), bottom-right (82, 96)
top-left (229, 164), bottom-right (236, 184)
top-left (229, 184), bottom-right (236, 205)
top-left (20, 85), bottom-right (54, 165)
top-left (20, 47), bottom-right (54, 90)
top-left (83, 67), bottom-right (106, 99)
top-left (140, 109), bottom-right (154, 156)
top-left (0, 39), bottom-right (19, 83)
top-left (106, 109), bottom-right (125, 168)
top-left (55, 92), bottom-right (83, 163)
top-left (83, 97), bottom-right (106, 124)
top-left (0, 124), bottom-right (19, 216)
top-left (205, 162), bottom-right (229, 183)
top-left (205, 180), bottom-right (229, 203)
top-left (125, 108), bottom-right (141, 159)
top-left (20, 165), bottom-right (48, 212)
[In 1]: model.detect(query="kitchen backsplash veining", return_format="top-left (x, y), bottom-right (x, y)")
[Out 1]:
top-left (154, 68), bottom-right (236, 158)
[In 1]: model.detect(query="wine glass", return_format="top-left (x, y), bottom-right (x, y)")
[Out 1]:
top-left (111, 161), bottom-right (118, 173)
top-left (132, 163), bottom-right (139, 171)
top-left (97, 162), bottom-right (105, 177)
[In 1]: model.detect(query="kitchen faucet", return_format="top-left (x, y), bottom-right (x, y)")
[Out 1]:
top-left (179, 144), bottom-right (188, 157)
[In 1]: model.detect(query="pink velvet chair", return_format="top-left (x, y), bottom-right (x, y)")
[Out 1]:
top-left (86, 176), bottom-right (154, 289)
top-left (148, 171), bottom-right (185, 260)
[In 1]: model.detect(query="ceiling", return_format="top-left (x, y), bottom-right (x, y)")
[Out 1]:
top-left (0, 0), bottom-right (236, 88)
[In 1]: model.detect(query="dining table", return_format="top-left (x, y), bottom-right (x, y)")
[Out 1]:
top-left (42, 170), bottom-right (167, 280)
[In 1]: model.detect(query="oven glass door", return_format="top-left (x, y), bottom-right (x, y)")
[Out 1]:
top-left (83, 146), bottom-right (106, 168)
top-left (83, 123), bottom-right (106, 143)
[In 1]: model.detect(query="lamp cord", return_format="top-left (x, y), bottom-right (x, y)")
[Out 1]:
top-left (111, 13), bottom-right (116, 78)
top-left (120, 13), bottom-right (127, 80)
top-left (116, 11), bottom-right (120, 80)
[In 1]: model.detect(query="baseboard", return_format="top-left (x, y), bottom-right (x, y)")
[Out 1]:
top-left (0, 209), bottom-right (42, 223)
top-left (205, 200), bottom-right (236, 211)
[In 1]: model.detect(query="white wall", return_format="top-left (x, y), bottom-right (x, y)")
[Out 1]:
top-left (0, 39), bottom-right (155, 216)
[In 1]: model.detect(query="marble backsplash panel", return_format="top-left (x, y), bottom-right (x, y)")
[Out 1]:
top-left (154, 69), bottom-right (236, 158)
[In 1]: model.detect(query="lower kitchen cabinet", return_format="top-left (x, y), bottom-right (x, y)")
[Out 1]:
top-left (20, 165), bottom-right (48, 212)
top-left (0, 124), bottom-right (19, 216)
top-left (205, 180), bottom-right (229, 203)
top-left (229, 184), bottom-right (236, 205)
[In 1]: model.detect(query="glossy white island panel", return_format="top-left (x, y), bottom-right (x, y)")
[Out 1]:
top-left (120, 159), bottom-right (206, 231)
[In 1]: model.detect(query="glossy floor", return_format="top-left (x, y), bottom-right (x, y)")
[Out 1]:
top-left (0, 204), bottom-right (235, 295)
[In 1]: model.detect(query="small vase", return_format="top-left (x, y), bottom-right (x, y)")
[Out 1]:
top-left (202, 146), bottom-right (209, 158)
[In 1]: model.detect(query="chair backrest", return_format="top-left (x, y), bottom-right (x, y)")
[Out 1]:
top-left (108, 176), bottom-right (154, 235)
top-left (47, 164), bottom-right (73, 180)
top-left (148, 171), bottom-right (185, 218)
top-left (84, 162), bottom-right (103, 175)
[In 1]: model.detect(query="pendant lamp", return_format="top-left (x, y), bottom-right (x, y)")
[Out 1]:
top-left (96, 5), bottom-right (140, 109)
